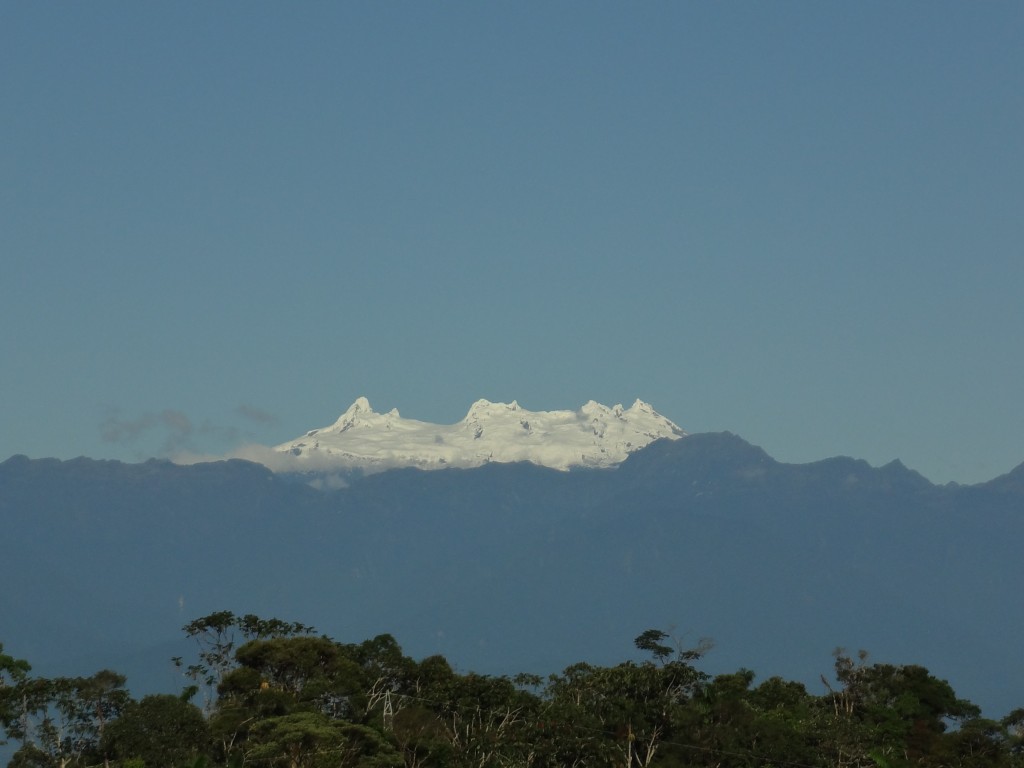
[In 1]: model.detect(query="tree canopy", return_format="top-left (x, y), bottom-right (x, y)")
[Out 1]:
top-left (2, 619), bottom-right (1021, 768)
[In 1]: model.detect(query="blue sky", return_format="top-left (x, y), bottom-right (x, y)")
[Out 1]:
top-left (2, 3), bottom-right (1021, 484)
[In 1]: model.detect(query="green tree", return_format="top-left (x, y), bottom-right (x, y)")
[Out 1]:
top-left (348, 634), bottom-right (417, 725)
top-left (543, 651), bottom-right (706, 768)
top-left (245, 711), bottom-right (397, 768)
top-left (0, 645), bottom-right (34, 748)
top-left (247, 711), bottom-right (342, 768)
top-left (390, 705), bottom-right (451, 768)
top-left (6, 743), bottom-right (54, 768)
top-left (819, 649), bottom-right (983, 768)
top-left (101, 693), bottom-right (210, 768)
top-left (432, 672), bottom-right (539, 768)
top-left (43, 672), bottom-right (131, 768)
top-left (933, 716), bottom-right (1015, 768)
top-left (0, 670), bottom-right (129, 768)
top-left (211, 635), bottom-right (365, 762)
top-left (174, 611), bottom-right (317, 713)
top-left (746, 676), bottom-right (820, 767)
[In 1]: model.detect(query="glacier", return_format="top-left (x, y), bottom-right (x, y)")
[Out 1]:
top-left (274, 397), bottom-right (686, 471)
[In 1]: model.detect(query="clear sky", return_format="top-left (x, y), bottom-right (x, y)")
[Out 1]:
top-left (2, 3), bottom-right (1021, 484)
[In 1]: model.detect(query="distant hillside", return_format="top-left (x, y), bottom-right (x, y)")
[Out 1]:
top-left (2, 434), bottom-right (1022, 719)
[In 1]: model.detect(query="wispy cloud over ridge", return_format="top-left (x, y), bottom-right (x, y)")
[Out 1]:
top-left (100, 406), bottom-right (269, 458)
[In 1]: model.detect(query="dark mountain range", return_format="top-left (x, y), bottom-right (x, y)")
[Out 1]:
top-left (2, 433), bottom-right (1022, 719)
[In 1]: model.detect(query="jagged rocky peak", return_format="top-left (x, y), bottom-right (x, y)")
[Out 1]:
top-left (318, 398), bottom-right (400, 434)
top-left (276, 397), bottom-right (686, 472)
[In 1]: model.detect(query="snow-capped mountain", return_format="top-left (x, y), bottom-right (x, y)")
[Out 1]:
top-left (275, 397), bottom-right (686, 471)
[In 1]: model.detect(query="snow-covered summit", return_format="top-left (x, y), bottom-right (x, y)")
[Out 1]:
top-left (275, 397), bottom-right (686, 472)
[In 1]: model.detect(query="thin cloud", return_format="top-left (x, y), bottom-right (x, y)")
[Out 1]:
top-left (100, 411), bottom-right (159, 444)
top-left (235, 404), bottom-right (279, 425)
top-left (101, 409), bottom-right (193, 449)
top-left (173, 444), bottom-right (352, 489)
top-left (100, 408), bottom-right (242, 457)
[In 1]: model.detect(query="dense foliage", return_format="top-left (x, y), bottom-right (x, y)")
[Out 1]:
top-left (3, 615), bottom-right (1022, 768)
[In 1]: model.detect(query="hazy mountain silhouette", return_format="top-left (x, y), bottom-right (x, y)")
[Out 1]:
top-left (2, 434), bottom-right (1021, 718)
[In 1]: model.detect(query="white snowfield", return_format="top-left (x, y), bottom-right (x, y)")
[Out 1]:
top-left (275, 397), bottom-right (686, 472)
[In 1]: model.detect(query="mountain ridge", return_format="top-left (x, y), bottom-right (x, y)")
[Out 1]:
top-left (2, 433), bottom-right (1023, 720)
